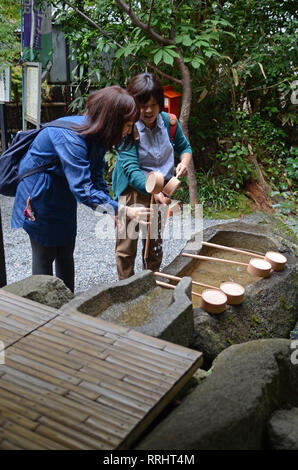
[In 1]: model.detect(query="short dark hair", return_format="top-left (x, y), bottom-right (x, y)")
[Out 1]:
top-left (127, 73), bottom-right (164, 111)
top-left (77, 86), bottom-right (139, 150)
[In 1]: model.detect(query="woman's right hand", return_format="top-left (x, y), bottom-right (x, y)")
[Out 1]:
top-left (125, 205), bottom-right (152, 224)
top-left (154, 192), bottom-right (171, 205)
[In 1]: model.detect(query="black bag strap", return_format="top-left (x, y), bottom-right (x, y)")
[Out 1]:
top-left (18, 120), bottom-right (77, 184)
top-left (42, 119), bottom-right (78, 130)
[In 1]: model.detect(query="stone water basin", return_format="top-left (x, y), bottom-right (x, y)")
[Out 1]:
top-left (100, 286), bottom-right (172, 327)
top-left (60, 270), bottom-right (195, 347)
top-left (161, 215), bottom-right (298, 364)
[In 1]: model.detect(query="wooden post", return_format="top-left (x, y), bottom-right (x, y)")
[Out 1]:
top-left (0, 208), bottom-right (7, 287)
top-left (0, 103), bottom-right (8, 152)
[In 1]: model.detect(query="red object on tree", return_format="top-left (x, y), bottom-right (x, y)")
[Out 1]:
top-left (163, 85), bottom-right (181, 117)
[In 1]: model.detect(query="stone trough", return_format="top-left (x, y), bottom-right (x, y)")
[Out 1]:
top-left (160, 212), bottom-right (298, 366)
top-left (60, 270), bottom-right (194, 347)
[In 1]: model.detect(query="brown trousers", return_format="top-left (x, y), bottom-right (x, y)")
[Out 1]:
top-left (115, 188), bottom-right (163, 280)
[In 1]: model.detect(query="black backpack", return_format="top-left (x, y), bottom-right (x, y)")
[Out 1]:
top-left (0, 119), bottom-right (76, 197)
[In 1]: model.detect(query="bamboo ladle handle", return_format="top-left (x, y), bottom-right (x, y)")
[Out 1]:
top-left (144, 194), bottom-right (154, 260)
top-left (201, 241), bottom-right (264, 259)
top-left (154, 271), bottom-right (219, 291)
top-left (182, 252), bottom-right (248, 267)
top-left (155, 279), bottom-right (201, 297)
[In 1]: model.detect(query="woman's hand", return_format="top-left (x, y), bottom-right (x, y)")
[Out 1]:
top-left (176, 162), bottom-right (188, 178)
top-left (154, 192), bottom-right (171, 205)
top-left (125, 205), bottom-right (152, 224)
top-left (176, 153), bottom-right (191, 178)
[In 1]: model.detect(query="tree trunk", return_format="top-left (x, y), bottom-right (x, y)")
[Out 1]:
top-left (247, 143), bottom-right (272, 195)
top-left (177, 53), bottom-right (198, 206)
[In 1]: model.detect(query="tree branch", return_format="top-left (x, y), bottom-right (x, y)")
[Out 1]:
top-left (170, 0), bottom-right (176, 40)
top-left (147, 0), bottom-right (155, 28)
top-left (62, 0), bottom-right (123, 48)
top-left (60, 0), bottom-right (182, 85)
top-left (114, 0), bottom-right (175, 46)
top-left (147, 64), bottom-right (182, 84)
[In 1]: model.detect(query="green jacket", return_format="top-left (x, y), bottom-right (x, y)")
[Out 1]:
top-left (112, 112), bottom-right (192, 200)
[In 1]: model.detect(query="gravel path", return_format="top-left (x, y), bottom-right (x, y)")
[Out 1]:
top-left (0, 195), bottom-right (239, 294)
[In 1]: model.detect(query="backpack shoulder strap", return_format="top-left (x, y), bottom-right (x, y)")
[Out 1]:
top-left (43, 119), bottom-right (76, 130)
top-left (17, 121), bottom-right (78, 185)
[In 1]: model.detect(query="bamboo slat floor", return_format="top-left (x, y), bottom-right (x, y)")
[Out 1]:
top-left (0, 289), bottom-right (59, 351)
top-left (0, 289), bottom-right (203, 449)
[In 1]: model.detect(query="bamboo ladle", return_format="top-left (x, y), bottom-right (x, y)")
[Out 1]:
top-left (155, 279), bottom-right (227, 314)
top-left (162, 176), bottom-right (181, 197)
top-left (201, 241), bottom-right (287, 271)
top-left (144, 172), bottom-right (164, 260)
top-left (182, 252), bottom-right (272, 278)
top-left (154, 272), bottom-right (245, 305)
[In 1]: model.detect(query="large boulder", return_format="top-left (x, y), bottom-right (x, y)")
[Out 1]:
top-left (3, 275), bottom-right (74, 309)
top-left (135, 339), bottom-right (298, 450)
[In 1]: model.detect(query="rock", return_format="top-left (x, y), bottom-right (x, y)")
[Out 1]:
top-left (135, 339), bottom-right (298, 450)
top-left (191, 311), bottom-right (227, 367)
top-left (267, 408), bottom-right (298, 450)
top-left (192, 368), bottom-right (209, 383)
top-left (3, 275), bottom-right (74, 309)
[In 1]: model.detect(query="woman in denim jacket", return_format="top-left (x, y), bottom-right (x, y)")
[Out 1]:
top-left (12, 86), bottom-right (149, 292)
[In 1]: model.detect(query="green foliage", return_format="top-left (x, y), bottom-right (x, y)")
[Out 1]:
top-left (271, 187), bottom-right (297, 217)
top-left (104, 150), bottom-right (117, 184)
top-left (215, 142), bottom-right (253, 190)
top-left (286, 147), bottom-right (298, 181)
top-left (0, 0), bottom-right (20, 65)
top-left (175, 170), bottom-right (242, 216)
top-left (215, 111), bottom-right (292, 190)
top-left (42, 0), bottom-right (235, 113)
top-left (270, 144), bottom-right (297, 217)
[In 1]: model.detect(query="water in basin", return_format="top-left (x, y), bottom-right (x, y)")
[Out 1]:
top-left (183, 248), bottom-right (264, 308)
top-left (100, 287), bottom-right (172, 326)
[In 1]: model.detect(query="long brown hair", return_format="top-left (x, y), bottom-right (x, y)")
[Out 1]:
top-left (77, 86), bottom-right (139, 150)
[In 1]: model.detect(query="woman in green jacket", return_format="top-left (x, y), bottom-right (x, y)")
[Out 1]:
top-left (112, 73), bottom-right (192, 279)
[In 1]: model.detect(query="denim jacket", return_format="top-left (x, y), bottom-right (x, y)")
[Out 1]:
top-left (11, 115), bottom-right (117, 246)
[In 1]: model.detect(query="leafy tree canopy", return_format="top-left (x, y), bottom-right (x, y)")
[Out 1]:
top-left (0, 0), bottom-right (21, 65)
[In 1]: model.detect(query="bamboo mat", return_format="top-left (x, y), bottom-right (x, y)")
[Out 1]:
top-left (0, 290), bottom-right (203, 449)
top-left (0, 289), bottom-right (59, 351)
